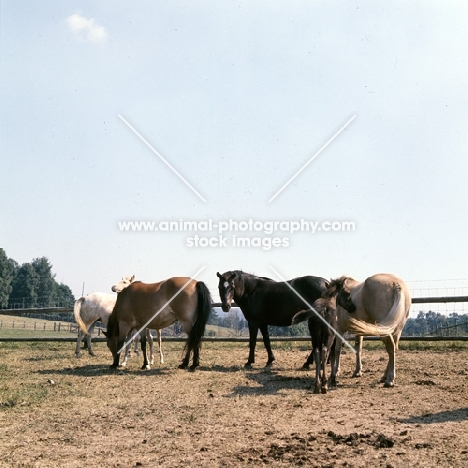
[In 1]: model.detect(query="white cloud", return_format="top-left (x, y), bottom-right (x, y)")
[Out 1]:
top-left (66, 13), bottom-right (108, 43)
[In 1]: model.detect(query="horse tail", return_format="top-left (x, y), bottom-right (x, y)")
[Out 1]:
top-left (292, 310), bottom-right (314, 325)
top-left (184, 281), bottom-right (213, 356)
top-left (74, 297), bottom-right (89, 335)
top-left (346, 283), bottom-right (408, 336)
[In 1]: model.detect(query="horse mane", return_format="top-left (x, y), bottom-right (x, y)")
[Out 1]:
top-left (234, 270), bottom-right (274, 281)
top-left (326, 276), bottom-right (349, 297)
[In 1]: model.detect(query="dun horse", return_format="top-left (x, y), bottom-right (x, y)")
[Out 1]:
top-left (217, 270), bottom-right (328, 368)
top-left (104, 277), bottom-right (212, 371)
top-left (294, 273), bottom-right (411, 388)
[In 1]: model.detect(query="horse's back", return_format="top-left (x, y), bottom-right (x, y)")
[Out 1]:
top-left (83, 293), bottom-right (117, 315)
top-left (113, 277), bottom-right (199, 321)
top-left (362, 274), bottom-right (410, 313)
top-left (248, 275), bottom-right (328, 325)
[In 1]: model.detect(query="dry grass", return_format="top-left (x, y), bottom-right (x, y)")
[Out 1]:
top-left (0, 341), bottom-right (467, 467)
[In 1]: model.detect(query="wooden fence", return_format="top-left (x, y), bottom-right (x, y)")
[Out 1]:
top-left (0, 296), bottom-right (467, 343)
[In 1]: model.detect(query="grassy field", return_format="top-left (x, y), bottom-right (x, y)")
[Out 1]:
top-left (1, 340), bottom-right (467, 467)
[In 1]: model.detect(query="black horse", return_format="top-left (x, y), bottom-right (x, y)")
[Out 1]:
top-left (217, 270), bottom-right (329, 369)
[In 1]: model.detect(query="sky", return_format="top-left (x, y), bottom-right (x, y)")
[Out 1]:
top-left (1, 1), bottom-right (468, 315)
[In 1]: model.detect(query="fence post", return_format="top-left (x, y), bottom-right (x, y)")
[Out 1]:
top-left (54, 322), bottom-right (56, 331)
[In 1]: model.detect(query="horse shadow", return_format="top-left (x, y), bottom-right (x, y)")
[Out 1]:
top-left (36, 364), bottom-right (172, 378)
top-left (227, 366), bottom-right (313, 397)
top-left (398, 407), bottom-right (468, 425)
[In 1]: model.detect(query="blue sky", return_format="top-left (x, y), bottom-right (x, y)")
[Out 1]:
top-left (1, 1), bottom-right (467, 310)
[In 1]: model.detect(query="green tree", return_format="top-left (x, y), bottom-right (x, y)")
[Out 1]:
top-left (9, 263), bottom-right (40, 308)
top-left (32, 257), bottom-right (56, 307)
top-left (0, 249), bottom-right (16, 308)
top-left (55, 283), bottom-right (75, 307)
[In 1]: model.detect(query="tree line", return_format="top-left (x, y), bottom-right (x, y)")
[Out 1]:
top-left (0, 248), bottom-right (75, 309)
top-left (208, 307), bottom-right (468, 337)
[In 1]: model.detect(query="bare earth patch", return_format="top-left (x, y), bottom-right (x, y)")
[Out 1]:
top-left (0, 341), bottom-right (467, 467)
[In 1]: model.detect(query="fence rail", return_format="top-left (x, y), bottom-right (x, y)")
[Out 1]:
top-left (0, 335), bottom-right (467, 343)
top-left (2, 295), bottom-right (467, 315)
top-left (1, 296), bottom-right (467, 343)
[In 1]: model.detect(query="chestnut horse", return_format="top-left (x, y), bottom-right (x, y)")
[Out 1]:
top-left (104, 277), bottom-right (212, 371)
top-left (294, 273), bottom-right (411, 388)
top-left (74, 276), bottom-right (163, 366)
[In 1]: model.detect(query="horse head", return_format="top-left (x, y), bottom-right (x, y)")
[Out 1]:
top-left (112, 275), bottom-right (136, 293)
top-left (217, 271), bottom-right (237, 312)
top-left (327, 276), bottom-right (356, 313)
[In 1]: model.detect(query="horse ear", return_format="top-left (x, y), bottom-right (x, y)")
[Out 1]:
top-left (228, 273), bottom-right (236, 282)
top-left (216, 272), bottom-right (222, 278)
top-left (130, 275), bottom-right (135, 282)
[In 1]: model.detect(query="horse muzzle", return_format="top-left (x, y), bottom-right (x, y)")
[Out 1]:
top-left (221, 303), bottom-right (231, 312)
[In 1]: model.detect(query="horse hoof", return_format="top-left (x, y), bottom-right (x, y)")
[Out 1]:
top-left (321, 387), bottom-right (328, 394)
top-left (189, 365), bottom-right (198, 372)
top-left (178, 364), bottom-right (187, 370)
top-left (383, 381), bottom-right (394, 388)
top-left (313, 387), bottom-right (320, 394)
top-left (301, 364), bottom-right (311, 370)
top-left (141, 365), bottom-right (150, 370)
top-left (352, 372), bottom-right (362, 378)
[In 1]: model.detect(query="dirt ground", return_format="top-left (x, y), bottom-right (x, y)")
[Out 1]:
top-left (0, 340), bottom-right (467, 468)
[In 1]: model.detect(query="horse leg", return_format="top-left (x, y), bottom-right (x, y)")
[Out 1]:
top-left (313, 346), bottom-right (321, 394)
top-left (190, 343), bottom-right (200, 371)
top-left (133, 334), bottom-right (140, 357)
top-left (110, 339), bottom-right (126, 369)
top-left (120, 338), bottom-right (131, 368)
top-left (245, 322), bottom-right (259, 368)
top-left (156, 329), bottom-right (163, 364)
top-left (330, 336), bottom-right (343, 388)
top-left (309, 326), bottom-right (321, 393)
top-left (140, 332), bottom-right (150, 370)
top-left (352, 336), bottom-right (363, 377)
top-left (320, 345), bottom-right (328, 394)
top-left (75, 328), bottom-right (84, 358)
top-left (380, 335), bottom-right (396, 387)
top-left (302, 318), bottom-right (315, 369)
top-left (259, 324), bottom-right (275, 367)
top-left (146, 329), bottom-right (154, 365)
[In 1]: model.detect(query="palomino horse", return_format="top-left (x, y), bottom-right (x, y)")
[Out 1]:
top-left (73, 276), bottom-right (163, 366)
top-left (104, 277), bottom-right (212, 371)
top-left (293, 273), bottom-right (411, 388)
top-left (217, 270), bottom-right (328, 368)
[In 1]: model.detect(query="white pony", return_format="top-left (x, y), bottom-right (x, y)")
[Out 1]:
top-left (74, 275), bottom-right (164, 366)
